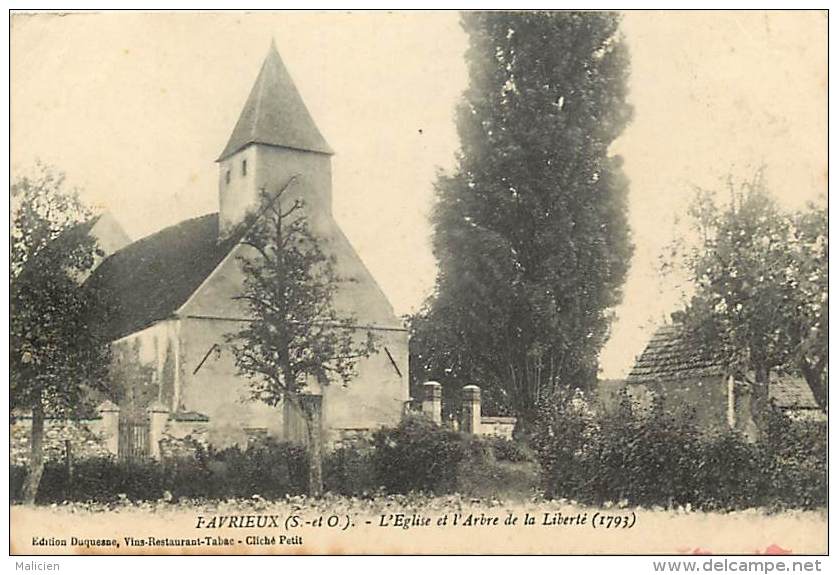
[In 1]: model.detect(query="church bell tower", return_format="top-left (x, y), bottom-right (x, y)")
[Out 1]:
top-left (217, 40), bottom-right (334, 239)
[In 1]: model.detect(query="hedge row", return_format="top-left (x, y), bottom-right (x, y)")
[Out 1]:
top-left (11, 439), bottom-right (308, 504)
top-left (12, 403), bottom-right (825, 510)
top-left (11, 418), bottom-right (538, 503)
top-left (532, 392), bottom-right (827, 511)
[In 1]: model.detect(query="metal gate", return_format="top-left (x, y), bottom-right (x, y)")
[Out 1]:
top-left (118, 418), bottom-right (150, 461)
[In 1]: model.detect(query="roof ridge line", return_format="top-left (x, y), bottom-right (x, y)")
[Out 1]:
top-left (250, 55), bottom-right (268, 141)
top-left (174, 175), bottom-right (300, 317)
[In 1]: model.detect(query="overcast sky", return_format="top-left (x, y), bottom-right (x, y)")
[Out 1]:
top-left (11, 11), bottom-right (826, 378)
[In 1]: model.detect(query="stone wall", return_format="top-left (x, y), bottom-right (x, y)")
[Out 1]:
top-left (159, 434), bottom-right (207, 462)
top-left (421, 382), bottom-right (518, 439)
top-left (330, 428), bottom-right (374, 451)
top-left (479, 417), bottom-right (517, 440)
top-left (10, 417), bottom-right (111, 466)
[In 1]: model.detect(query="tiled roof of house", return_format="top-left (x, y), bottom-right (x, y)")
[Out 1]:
top-left (627, 325), bottom-right (823, 411)
top-left (218, 41), bottom-right (333, 161)
top-left (626, 324), bottom-right (727, 384)
top-left (85, 213), bottom-right (240, 341)
top-left (770, 377), bottom-right (821, 410)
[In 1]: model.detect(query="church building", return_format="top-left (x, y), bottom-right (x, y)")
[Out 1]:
top-left (85, 42), bottom-right (409, 455)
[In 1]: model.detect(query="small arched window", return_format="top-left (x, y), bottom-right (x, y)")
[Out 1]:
top-left (242, 159), bottom-right (248, 177)
top-left (225, 169), bottom-right (231, 185)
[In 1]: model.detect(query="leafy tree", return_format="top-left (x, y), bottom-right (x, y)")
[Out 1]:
top-left (789, 205), bottom-right (828, 410)
top-left (226, 181), bottom-right (376, 496)
top-left (669, 172), bottom-right (827, 430)
top-left (411, 12), bottom-right (633, 423)
top-left (10, 163), bottom-right (111, 503)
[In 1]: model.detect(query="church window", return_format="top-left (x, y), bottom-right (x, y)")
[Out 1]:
top-left (242, 159), bottom-right (248, 176)
top-left (225, 169), bottom-right (231, 185)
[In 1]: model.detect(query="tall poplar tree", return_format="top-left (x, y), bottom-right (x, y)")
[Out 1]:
top-left (411, 12), bottom-right (633, 422)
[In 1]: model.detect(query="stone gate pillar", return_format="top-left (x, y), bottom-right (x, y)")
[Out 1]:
top-left (422, 381), bottom-right (442, 424)
top-left (97, 400), bottom-right (120, 456)
top-left (462, 385), bottom-right (481, 434)
top-left (147, 400), bottom-right (170, 460)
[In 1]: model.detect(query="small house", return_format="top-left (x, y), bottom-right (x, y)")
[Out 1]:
top-left (624, 324), bottom-right (824, 440)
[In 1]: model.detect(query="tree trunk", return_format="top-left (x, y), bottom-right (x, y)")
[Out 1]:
top-left (750, 365), bottom-right (770, 438)
top-left (299, 394), bottom-right (323, 497)
top-left (22, 400), bottom-right (45, 504)
top-left (65, 439), bottom-right (74, 501)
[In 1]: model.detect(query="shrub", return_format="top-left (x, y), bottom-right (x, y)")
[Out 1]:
top-left (688, 431), bottom-right (772, 510)
top-left (371, 415), bottom-right (466, 494)
top-left (456, 435), bottom-right (540, 499)
top-left (531, 387), bottom-right (602, 501)
top-left (10, 465), bottom-right (26, 502)
top-left (596, 404), bottom-right (709, 508)
top-left (532, 390), bottom-right (827, 510)
top-left (486, 436), bottom-right (535, 463)
top-left (21, 457), bottom-right (167, 504)
top-left (322, 423), bottom-right (538, 498)
top-left (324, 444), bottom-right (377, 496)
top-left (762, 409), bottom-right (827, 509)
top-left (195, 439), bottom-right (307, 499)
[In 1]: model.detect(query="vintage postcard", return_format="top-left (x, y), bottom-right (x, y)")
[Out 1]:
top-left (8, 10), bottom-right (827, 557)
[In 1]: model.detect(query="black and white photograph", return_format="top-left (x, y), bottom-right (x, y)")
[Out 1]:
top-left (7, 8), bottom-right (828, 558)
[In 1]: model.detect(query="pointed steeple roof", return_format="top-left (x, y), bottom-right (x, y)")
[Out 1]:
top-left (217, 40), bottom-right (333, 161)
